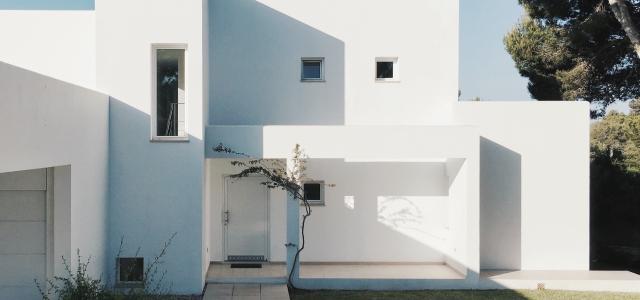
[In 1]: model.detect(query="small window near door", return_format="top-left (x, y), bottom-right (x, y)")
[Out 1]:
top-left (117, 257), bottom-right (144, 285)
top-left (152, 45), bottom-right (187, 141)
top-left (303, 181), bottom-right (325, 206)
top-left (376, 57), bottom-right (399, 82)
top-left (301, 58), bottom-right (324, 82)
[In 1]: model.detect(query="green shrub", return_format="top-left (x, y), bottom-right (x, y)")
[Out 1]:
top-left (35, 233), bottom-right (180, 300)
top-left (35, 250), bottom-right (113, 300)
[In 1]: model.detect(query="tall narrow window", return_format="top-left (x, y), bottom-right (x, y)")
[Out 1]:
top-left (152, 45), bottom-right (187, 141)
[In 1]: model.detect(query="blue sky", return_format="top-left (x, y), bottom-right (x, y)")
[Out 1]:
top-left (0, 0), bottom-right (536, 103)
top-left (0, 0), bottom-right (93, 10)
top-left (459, 0), bottom-right (531, 101)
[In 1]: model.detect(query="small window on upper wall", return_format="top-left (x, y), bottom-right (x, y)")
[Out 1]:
top-left (301, 58), bottom-right (324, 82)
top-left (303, 181), bottom-right (325, 206)
top-left (117, 257), bottom-right (144, 285)
top-left (152, 45), bottom-right (187, 141)
top-left (376, 57), bottom-right (399, 82)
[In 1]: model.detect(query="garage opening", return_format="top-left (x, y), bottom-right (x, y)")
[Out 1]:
top-left (0, 167), bottom-right (67, 300)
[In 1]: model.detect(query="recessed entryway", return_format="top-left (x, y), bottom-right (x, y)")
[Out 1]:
top-left (0, 168), bottom-right (51, 300)
top-left (224, 176), bottom-right (270, 262)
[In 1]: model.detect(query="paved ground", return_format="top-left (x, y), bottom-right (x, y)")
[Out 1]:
top-left (204, 283), bottom-right (289, 300)
top-left (289, 289), bottom-right (640, 300)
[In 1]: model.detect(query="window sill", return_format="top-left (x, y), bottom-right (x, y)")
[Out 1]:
top-left (114, 282), bottom-right (144, 289)
top-left (150, 136), bottom-right (190, 143)
top-left (301, 202), bottom-right (325, 207)
top-left (375, 79), bottom-right (400, 83)
top-left (301, 79), bottom-right (326, 83)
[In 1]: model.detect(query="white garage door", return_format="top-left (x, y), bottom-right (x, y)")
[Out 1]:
top-left (0, 169), bottom-right (48, 300)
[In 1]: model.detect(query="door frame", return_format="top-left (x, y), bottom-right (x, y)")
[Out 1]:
top-left (45, 168), bottom-right (54, 281)
top-left (222, 175), bottom-right (271, 261)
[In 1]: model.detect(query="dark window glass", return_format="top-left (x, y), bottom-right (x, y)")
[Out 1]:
top-left (304, 183), bottom-right (321, 201)
top-left (156, 49), bottom-right (185, 137)
top-left (118, 257), bottom-right (144, 282)
top-left (302, 60), bottom-right (322, 80)
top-left (376, 61), bottom-right (394, 79)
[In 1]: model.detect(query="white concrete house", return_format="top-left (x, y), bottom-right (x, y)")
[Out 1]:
top-left (1, 0), bottom-right (637, 298)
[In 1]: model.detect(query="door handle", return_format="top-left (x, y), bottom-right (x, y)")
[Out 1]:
top-left (224, 210), bottom-right (230, 225)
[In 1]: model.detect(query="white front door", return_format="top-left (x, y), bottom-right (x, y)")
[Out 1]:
top-left (224, 176), bottom-right (269, 261)
top-left (0, 169), bottom-right (48, 300)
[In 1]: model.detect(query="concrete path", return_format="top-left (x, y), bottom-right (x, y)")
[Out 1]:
top-left (204, 283), bottom-right (290, 300)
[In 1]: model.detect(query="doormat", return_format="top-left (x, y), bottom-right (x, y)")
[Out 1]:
top-left (230, 263), bottom-right (263, 268)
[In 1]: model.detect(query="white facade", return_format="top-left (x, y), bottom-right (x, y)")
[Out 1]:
top-left (95, 0), bottom-right (208, 293)
top-left (0, 0), bottom-right (594, 297)
top-left (455, 102), bottom-right (591, 271)
top-left (0, 11), bottom-right (96, 89)
top-left (210, 0), bottom-right (459, 126)
top-left (0, 62), bottom-right (109, 298)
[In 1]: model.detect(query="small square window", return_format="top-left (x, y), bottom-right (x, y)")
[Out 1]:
top-left (376, 57), bottom-right (399, 82)
top-left (303, 181), bottom-right (325, 206)
top-left (118, 257), bottom-right (144, 284)
top-left (301, 58), bottom-right (324, 81)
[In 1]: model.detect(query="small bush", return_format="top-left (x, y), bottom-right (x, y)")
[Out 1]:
top-left (35, 250), bottom-right (112, 300)
top-left (35, 233), bottom-right (180, 300)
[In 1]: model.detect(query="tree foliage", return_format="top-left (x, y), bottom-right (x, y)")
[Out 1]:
top-left (505, 0), bottom-right (640, 117)
top-left (592, 101), bottom-right (640, 173)
top-left (590, 102), bottom-right (640, 272)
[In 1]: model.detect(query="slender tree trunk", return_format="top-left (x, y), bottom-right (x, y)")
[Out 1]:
top-left (609, 0), bottom-right (640, 58)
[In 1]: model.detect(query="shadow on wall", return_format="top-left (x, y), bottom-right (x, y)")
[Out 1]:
top-left (210, 0), bottom-right (345, 125)
top-left (480, 137), bottom-right (522, 270)
top-left (301, 159), bottom-right (451, 263)
top-left (108, 98), bottom-right (204, 293)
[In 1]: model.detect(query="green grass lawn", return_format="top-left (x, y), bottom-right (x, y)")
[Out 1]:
top-left (290, 289), bottom-right (640, 300)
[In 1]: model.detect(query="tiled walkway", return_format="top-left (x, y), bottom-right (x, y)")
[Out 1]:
top-left (204, 283), bottom-right (289, 300)
top-left (300, 263), bottom-right (465, 279)
top-left (206, 262), bottom-right (464, 281)
top-left (207, 263), bottom-right (286, 279)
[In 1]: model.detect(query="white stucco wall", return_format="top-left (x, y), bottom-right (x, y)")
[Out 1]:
top-left (454, 101), bottom-right (590, 271)
top-left (0, 62), bottom-right (109, 280)
top-left (209, 0), bottom-right (459, 126)
top-left (302, 160), bottom-right (450, 263)
top-left (0, 11), bottom-right (96, 89)
top-left (446, 158), bottom-right (469, 275)
top-left (206, 125), bottom-right (480, 275)
top-left (96, 0), bottom-right (207, 294)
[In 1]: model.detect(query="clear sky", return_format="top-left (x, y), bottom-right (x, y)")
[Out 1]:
top-left (459, 0), bottom-right (531, 101)
top-left (0, 0), bottom-right (93, 10)
top-left (0, 0), bottom-right (544, 104)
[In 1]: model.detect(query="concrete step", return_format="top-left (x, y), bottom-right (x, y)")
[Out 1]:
top-left (204, 283), bottom-right (290, 300)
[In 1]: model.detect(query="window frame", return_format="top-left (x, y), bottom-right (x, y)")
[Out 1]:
top-left (375, 57), bottom-right (400, 82)
top-left (116, 257), bottom-right (145, 287)
top-left (303, 181), bottom-right (325, 206)
top-left (300, 57), bottom-right (325, 82)
top-left (151, 44), bottom-right (189, 142)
